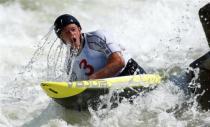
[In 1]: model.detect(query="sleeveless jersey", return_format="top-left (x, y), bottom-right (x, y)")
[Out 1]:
top-left (66, 30), bottom-right (130, 81)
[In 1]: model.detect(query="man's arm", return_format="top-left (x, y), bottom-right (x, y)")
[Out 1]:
top-left (88, 52), bottom-right (125, 79)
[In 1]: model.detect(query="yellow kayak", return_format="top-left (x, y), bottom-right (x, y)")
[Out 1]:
top-left (41, 74), bottom-right (161, 110)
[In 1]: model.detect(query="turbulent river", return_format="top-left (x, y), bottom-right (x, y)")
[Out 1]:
top-left (0, 0), bottom-right (210, 127)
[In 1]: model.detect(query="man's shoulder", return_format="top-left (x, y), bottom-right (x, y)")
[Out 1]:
top-left (84, 30), bottom-right (108, 44)
top-left (84, 30), bottom-right (112, 53)
top-left (85, 30), bottom-right (116, 43)
top-left (85, 30), bottom-right (107, 39)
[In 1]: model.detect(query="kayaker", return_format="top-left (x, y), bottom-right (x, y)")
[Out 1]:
top-left (53, 14), bottom-right (146, 81)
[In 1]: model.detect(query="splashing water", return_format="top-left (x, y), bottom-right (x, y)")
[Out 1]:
top-left (1, 0), bottom-right (210, 127)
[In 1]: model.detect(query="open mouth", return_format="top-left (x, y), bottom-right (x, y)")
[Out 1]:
top-left (73, 38), bottom-right (76, 43)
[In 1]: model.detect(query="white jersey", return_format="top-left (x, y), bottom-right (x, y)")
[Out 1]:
top-left (66, 30), bottom-right (130, 81)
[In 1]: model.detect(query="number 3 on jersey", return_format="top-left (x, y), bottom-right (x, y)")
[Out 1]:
top-left (79, 59), bottom-right (94, 76)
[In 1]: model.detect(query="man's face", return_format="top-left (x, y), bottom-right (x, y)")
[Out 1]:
top-left (60, 24), bottom-right (81, 49)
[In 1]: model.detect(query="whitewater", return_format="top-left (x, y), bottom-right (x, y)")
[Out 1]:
top-left (0, 0), bottom-right (210, 127)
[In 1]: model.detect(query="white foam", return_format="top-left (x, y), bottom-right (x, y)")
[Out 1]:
top-left (1, 0), bottom-right (210, 126)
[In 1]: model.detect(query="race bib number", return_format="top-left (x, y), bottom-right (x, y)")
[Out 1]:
top-left (79, 59), bottom-right (94, 76)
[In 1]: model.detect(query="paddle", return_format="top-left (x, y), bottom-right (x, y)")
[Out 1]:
top-left (199, 3), bottom-right (210, 47)
top-left (186, 3), bottom-right (210, 110)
